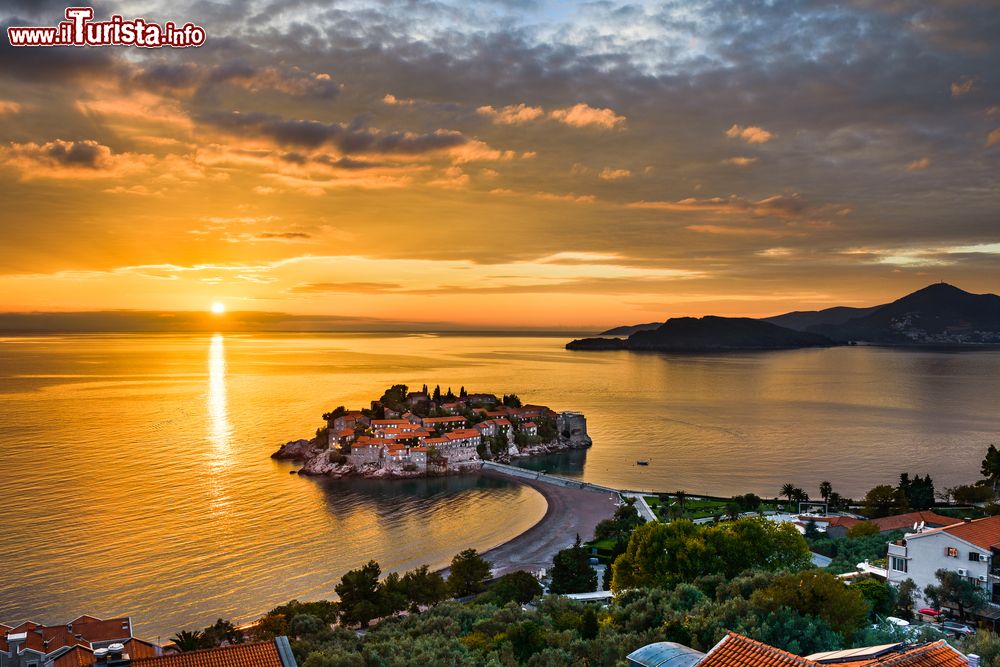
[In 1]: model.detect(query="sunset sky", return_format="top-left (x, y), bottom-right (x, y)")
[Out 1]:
top-left (1, 0), bottom-right (999, 330)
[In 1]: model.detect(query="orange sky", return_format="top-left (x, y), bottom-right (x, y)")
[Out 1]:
top-left (1, 1), bottom-right (999, 330)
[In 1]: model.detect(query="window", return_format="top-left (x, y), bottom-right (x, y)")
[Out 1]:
top-left (970, 552), bottom-right (982, 562)
top-left (946, 547), bottom-right (959, 558)
top-left (891, 557), bottom-right (908, 573)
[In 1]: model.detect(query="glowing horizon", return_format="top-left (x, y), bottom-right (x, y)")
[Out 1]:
top-left (1, 2), bottom-right (998, 329)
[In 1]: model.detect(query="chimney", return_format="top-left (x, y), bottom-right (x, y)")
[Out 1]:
top-left (107, 643), bottom-right (130, 667)
top-left (968, 654), bottom-right (980, 667)
top-left (964, 517), bottom-right (973, 523)
top-left (94, 648), bottom-right (109, 665)
top-left (7, 633), bottom-right (27, 656)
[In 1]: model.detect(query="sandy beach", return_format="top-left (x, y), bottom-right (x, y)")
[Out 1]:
top-left (474, 469), bottom-right (620, 577)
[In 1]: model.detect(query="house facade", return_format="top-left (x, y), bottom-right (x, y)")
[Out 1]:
top-left (887, 515), bottom-right (1000, 616)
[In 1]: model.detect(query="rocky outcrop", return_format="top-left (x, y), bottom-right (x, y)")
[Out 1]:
top-left (271, 438), bottom-right (316, 460)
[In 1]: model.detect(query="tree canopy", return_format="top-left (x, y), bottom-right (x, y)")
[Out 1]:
top-left (611, 517), bottom-right (810, 591)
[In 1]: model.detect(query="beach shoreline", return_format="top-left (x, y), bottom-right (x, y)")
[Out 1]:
top-left (466, 469), bottom-right (620, 577)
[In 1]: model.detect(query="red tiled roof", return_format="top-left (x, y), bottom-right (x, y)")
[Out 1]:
top-left (871, 511), bottom-right (959, 532)
top-left (0, 617), bottom-right (136, 656)
top-left (422, 416), bottom-right (466, 423)
top-left (445, 429), bottom-right (481, 440)
top-left (522, 421), bottom-right (537, 428)
top-left (700, 633), bottom-right (815, 666)
top-left (53, 639), bottom-right (161, 667)
top-left (131, 641), bottom-right (287, 667)
top-left (864, 640), bottom-right (967, 667)
top-left (703, 634), bottom-right (967, 667)
top-left (926, 515), bottom-right (1000, 549)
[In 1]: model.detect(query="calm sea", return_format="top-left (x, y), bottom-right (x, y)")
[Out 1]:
top-left (2, 332), bottom-right (999, 636)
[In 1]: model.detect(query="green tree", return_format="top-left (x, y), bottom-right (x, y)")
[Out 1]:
top-left (448, 549), bottom-right (492, 597)
top-left (593, 499), bottom-right (644, 543)
top-left (984, 444), bottom-right (1000, 492)
top-left (201, 618), bottom-right (240, 646)
top-left (853, 577), bottom-right (896, 619)
top-left (377, 571), bottom-right (408, 617)
top-left (848, 521), bottom-right (881, 538)
top-left (399, 564), bottom-right (449, 611)
top-left (923, 568), bottom-right (987, 620)
top-left (751, 570), bottom-right (869, 637)
top-left (289, 613), bottom-right (324, 637)
top-left (863, 484), bottom-right (899, 518)
top-left (803, 519), bottom-right (820, 540)
top-left (171, 630), bottom-right (204, 652)
top-left (819, 481), bottom-right (833, 503)
top-left (550, 535), bottom-right (598, 594)
top-left (335, 560), bottom-right (382, 628)
top-left (611, 518), bottom-right (810, 591)
top-left (894, 578), bottom-right (918, 620)
top-left (961, 630), bottom-right (1000, 667)
top-left (781, 483), bottom-right (795, 502)
top-left (482, 571), bottom-right (542, 604)
top-left (580, 607), bottom-right (599, 640)
top-left (502, 393), bottom-right (522, 408)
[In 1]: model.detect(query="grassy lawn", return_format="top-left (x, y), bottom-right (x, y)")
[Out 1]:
top-left (648, 494), bottom-right (783, 521)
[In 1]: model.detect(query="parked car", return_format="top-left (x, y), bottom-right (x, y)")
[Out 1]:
top-left (939, 621), bottom-right (975, 637)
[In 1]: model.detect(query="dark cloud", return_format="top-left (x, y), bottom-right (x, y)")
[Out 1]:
top-left (199, 110), bottom-right (468, 154)
top-left (257, 231), bottom-right (311, 239)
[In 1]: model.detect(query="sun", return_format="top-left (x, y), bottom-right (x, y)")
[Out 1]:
top-left (211, 302), bottom-right (226, 314)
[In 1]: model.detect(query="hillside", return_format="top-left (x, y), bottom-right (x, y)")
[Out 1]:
top-left (813, 283), bottom-right (1000, 344)
top-left (568, 316), bottom-right (835, 352)
top-left (598, 322), bottom-right (661, 336)
top-left (762, 305), bottom-right (882, 332)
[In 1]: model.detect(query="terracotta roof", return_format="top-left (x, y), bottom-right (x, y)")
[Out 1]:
top-left (862, 641), bottom-right (967, 667)
top-left (700, 633), bottom-right (815, 666)
top-left (53, 639), bottom-right (161, 667)
top-left (422, 416), bottom-right (466, 423)
top-left (444, 429), bottom-right (481, 440)
top-left (872, 511), bottom-right (959, 532)
top-left (522, 421), bottom-right (537, 428)
top-left (335, 428), bottom-right (354, 437)
top-left (130, 639), bottom-right (293, 667)
top-left (0, 617), bottom-right (137, 657)
top-left (928, 515), bottom-right (1000, 549)
top-left (702, 634), bottom-right (967, 667)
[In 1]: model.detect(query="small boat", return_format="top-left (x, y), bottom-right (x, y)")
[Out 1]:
top-left (636, 459), bottom-right (650, 466)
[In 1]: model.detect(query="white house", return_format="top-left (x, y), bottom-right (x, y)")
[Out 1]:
top-left (886, 515), bottom-right (1000, 619)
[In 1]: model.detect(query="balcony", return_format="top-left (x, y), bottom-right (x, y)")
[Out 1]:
top-left (888, 543), bottom-right (907, 558)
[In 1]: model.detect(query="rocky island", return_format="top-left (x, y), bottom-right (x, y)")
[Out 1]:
top-left (272, 384), bottom-right (592, 479)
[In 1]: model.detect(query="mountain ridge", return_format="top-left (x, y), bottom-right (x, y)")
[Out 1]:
top-left (575, 283), bottom-right (1000, 351)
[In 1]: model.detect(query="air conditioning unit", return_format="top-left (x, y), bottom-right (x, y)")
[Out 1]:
top-left (981, 554), bottom-right (990, 562)
top-left (957, 568), bottom-right (969, 576)
top-left (980, 575), bottom-right (988, 582)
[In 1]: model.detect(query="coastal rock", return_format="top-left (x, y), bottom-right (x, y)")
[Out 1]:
top-left (271, 438), bottom-right (316, 461)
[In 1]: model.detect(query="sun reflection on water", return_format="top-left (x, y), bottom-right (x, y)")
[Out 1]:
top-left (208, 333), bottom-right (233, 470)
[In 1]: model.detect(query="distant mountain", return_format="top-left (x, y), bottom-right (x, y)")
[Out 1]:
top-left (598, 322), bottom-right (662, 336)
top-left (567, 316), bottom-right (835, 352)
top-left (762, 305), bottom-right (882, 332)
top-left (813, 283), bottom-right (1000, 344)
